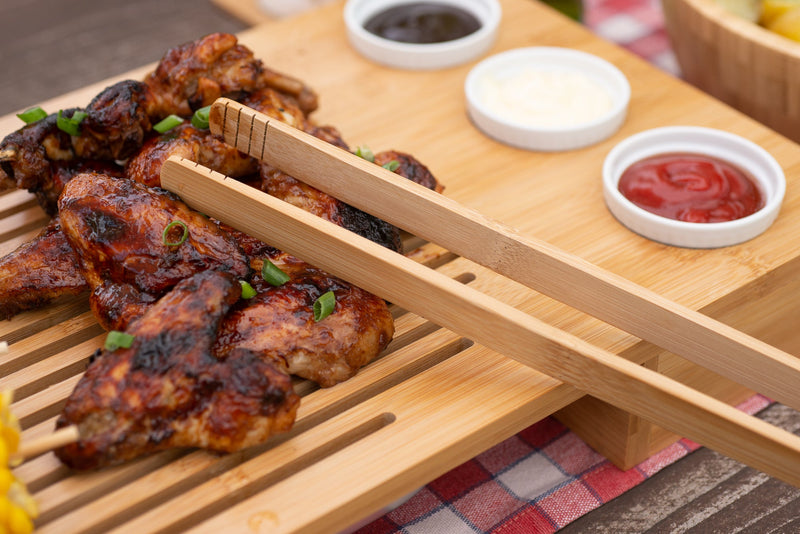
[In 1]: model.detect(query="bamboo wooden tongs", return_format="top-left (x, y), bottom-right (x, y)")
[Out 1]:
top-left (159, 98), bottom-right (800, 487)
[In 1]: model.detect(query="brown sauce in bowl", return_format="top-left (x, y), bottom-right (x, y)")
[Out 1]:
top-left (363, 3), bottom-right (482, 44)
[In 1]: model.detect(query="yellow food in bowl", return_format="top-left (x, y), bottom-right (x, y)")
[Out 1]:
top-left (717, 0), bottom-right (800, 42)
top-left (762, 1), bottom-right (800, 40)
top-left (760, 0), bottom-right (800, 25)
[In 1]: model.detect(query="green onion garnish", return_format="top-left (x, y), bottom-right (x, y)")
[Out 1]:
top-left (56, 110), bottom-right (87, 136)
top-left (191, 106), bottom-right (211, 129)
top-left (240, 280), bottom-right (257, 299)
top-left (104, 330), bottom-right (135, 351)
top-left (261, 259), bottom-right (290, 287)
top-left (313, 290), bottom-right (336, 322)
top-left (16, 106), bottom-right (47, 124)
top-left (153, 114), bottom-right (184, 134)
top-left (162, 220), bottom-right (189, 246)
top-left (382, 160), bottom-right (400, 172)
top-left (354, 145), bottom-right (375, 163)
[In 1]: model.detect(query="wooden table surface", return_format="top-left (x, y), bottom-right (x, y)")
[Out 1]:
top-left (1, 0), bottom-right (799, 531)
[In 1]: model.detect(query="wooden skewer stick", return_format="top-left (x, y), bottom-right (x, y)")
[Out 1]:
top-left (207, 97), bottom-right (800, 413)
top-left (161, 156), bottom-right (800, 487)
top-left (12, 425), bottom-right (79, 463)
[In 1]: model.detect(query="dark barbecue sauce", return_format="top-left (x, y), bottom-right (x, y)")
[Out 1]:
top-left (364, 3), bottom-right (482, 44)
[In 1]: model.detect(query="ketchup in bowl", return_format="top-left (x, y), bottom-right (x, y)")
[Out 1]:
top-left (618, 153), bottom-right (764, 223)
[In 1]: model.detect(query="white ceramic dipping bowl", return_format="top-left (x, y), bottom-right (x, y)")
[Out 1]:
top-left (464, 47), bottom-right (631, 151)
top-left (344, 0), bottom-right (501, 70)
top-left (603, 126), bottom-right (786, 248)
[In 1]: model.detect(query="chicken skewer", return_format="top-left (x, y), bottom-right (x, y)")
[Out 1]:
top-left (6, 269), bottom-right (301, 472)
top-left (55, 269), bottom-right (300, 471)
top-left (6, 166), bottom-right (403, 467)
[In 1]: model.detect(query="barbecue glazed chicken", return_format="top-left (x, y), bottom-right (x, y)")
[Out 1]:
top-left (55, 270), bottom-right (300, 470)
top-left (57, 172), bottom-right (394, 389)
top-left (0, 32), bottom-right (442, 469)
top-left (214, 237), bottom-right (394, 388)
top-left (58, 172), bottom-right (250, 331)
top-left (0, 218), bottom-right (87, 319)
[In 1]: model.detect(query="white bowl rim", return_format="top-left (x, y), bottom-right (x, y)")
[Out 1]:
top-left (344, 0), bottom-right (502, 54)
top-left (464, 46), bottom-right (632, 133)
top-left (602, 125), bottom-right (786, 247)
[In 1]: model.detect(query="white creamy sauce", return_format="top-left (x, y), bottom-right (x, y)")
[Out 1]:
top-left (478, 67), bottom-right (613, 127)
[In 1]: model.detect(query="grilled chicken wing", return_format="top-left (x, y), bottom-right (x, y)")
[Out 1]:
top-left (214, 248), bottom-right (394, 388)
top-left (259, 149), bottom-right (441, 253)
top-left (0, 109), bottom-right (80, 204)
top-left (55, 270), bottom-right (299, 470)
top-left (125, 123), bottom-right (258, 188)
top-left (0, 218), bottom-right (88, 320)
top-left (144, 32), bottom-right (317, 117)
top-left (374, 150), bottom-right (443, 193)
top-left (58, 172), bottom-right (250, 330)
top-left (73, 80), bottom-right (160, 162)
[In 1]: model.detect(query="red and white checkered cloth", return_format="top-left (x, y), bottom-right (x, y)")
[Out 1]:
top-left (584, 0), bottom-right (680, 75)
top-left (357, 395), bottom-right (771, 533)
top-left (352, 4), bottom-right (747, 532)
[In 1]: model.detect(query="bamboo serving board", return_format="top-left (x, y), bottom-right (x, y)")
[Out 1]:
top-left (2, 0), bottom-right (800, 532)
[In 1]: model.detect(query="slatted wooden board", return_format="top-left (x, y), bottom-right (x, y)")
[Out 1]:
top-left (2, 0), bottom-right (800, 531)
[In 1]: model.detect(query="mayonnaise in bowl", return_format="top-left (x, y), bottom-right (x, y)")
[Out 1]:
top-left (477, 67), bottom-right (614, 128)
top-left (465, 47), bottom-right (630, 151)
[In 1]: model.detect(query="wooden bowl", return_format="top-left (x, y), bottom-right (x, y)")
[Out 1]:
top-left (662, 0), bottom-right (800, 143)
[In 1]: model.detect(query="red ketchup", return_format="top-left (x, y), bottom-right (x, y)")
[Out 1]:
top-left (618, 153), bottom-right (764, 223)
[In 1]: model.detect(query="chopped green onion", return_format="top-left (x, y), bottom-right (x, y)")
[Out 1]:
top-left (56, 110), bottom-right (87, 136)
top-left (153, 114), bottom-right (184, 134)
top-left (261, 259), bottom-right (290, 287)
top-left (16, 106), bottom-right (47, 124)
top-left (104, 330), bottom-right (135, 351)
top-left (162, 220), bottom-right (189, 246)
top-left (382, 160), bottom-right (400, 172)
top-left (191, 106), bottom-right (211, 129)
top-left (313, 290), bottom-right (336, 322)
top-left (240, 280), bottom-right (257, 299)
top-left (354, 145), bottom-right (375, 162)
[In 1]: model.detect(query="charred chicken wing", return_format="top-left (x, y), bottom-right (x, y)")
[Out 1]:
top-left (214, 249), bottom-right (394, 388)
top-left (0, 218), bottom-right (88, 320)
top-left (55, 270), bottom-right (300, 470)
top-left (58, 172), bottom-right (249, 330)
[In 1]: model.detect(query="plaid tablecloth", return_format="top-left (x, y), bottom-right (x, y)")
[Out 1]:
top-left (357, 395), bottom-right (772, 533)
top-left (352, 3), bottom-right (734, 532)
top-left (584, 0), bottom-right (680, 75)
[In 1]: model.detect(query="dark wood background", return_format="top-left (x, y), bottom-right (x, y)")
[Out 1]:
top-left (1, 0), bottom-right (798, 531)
